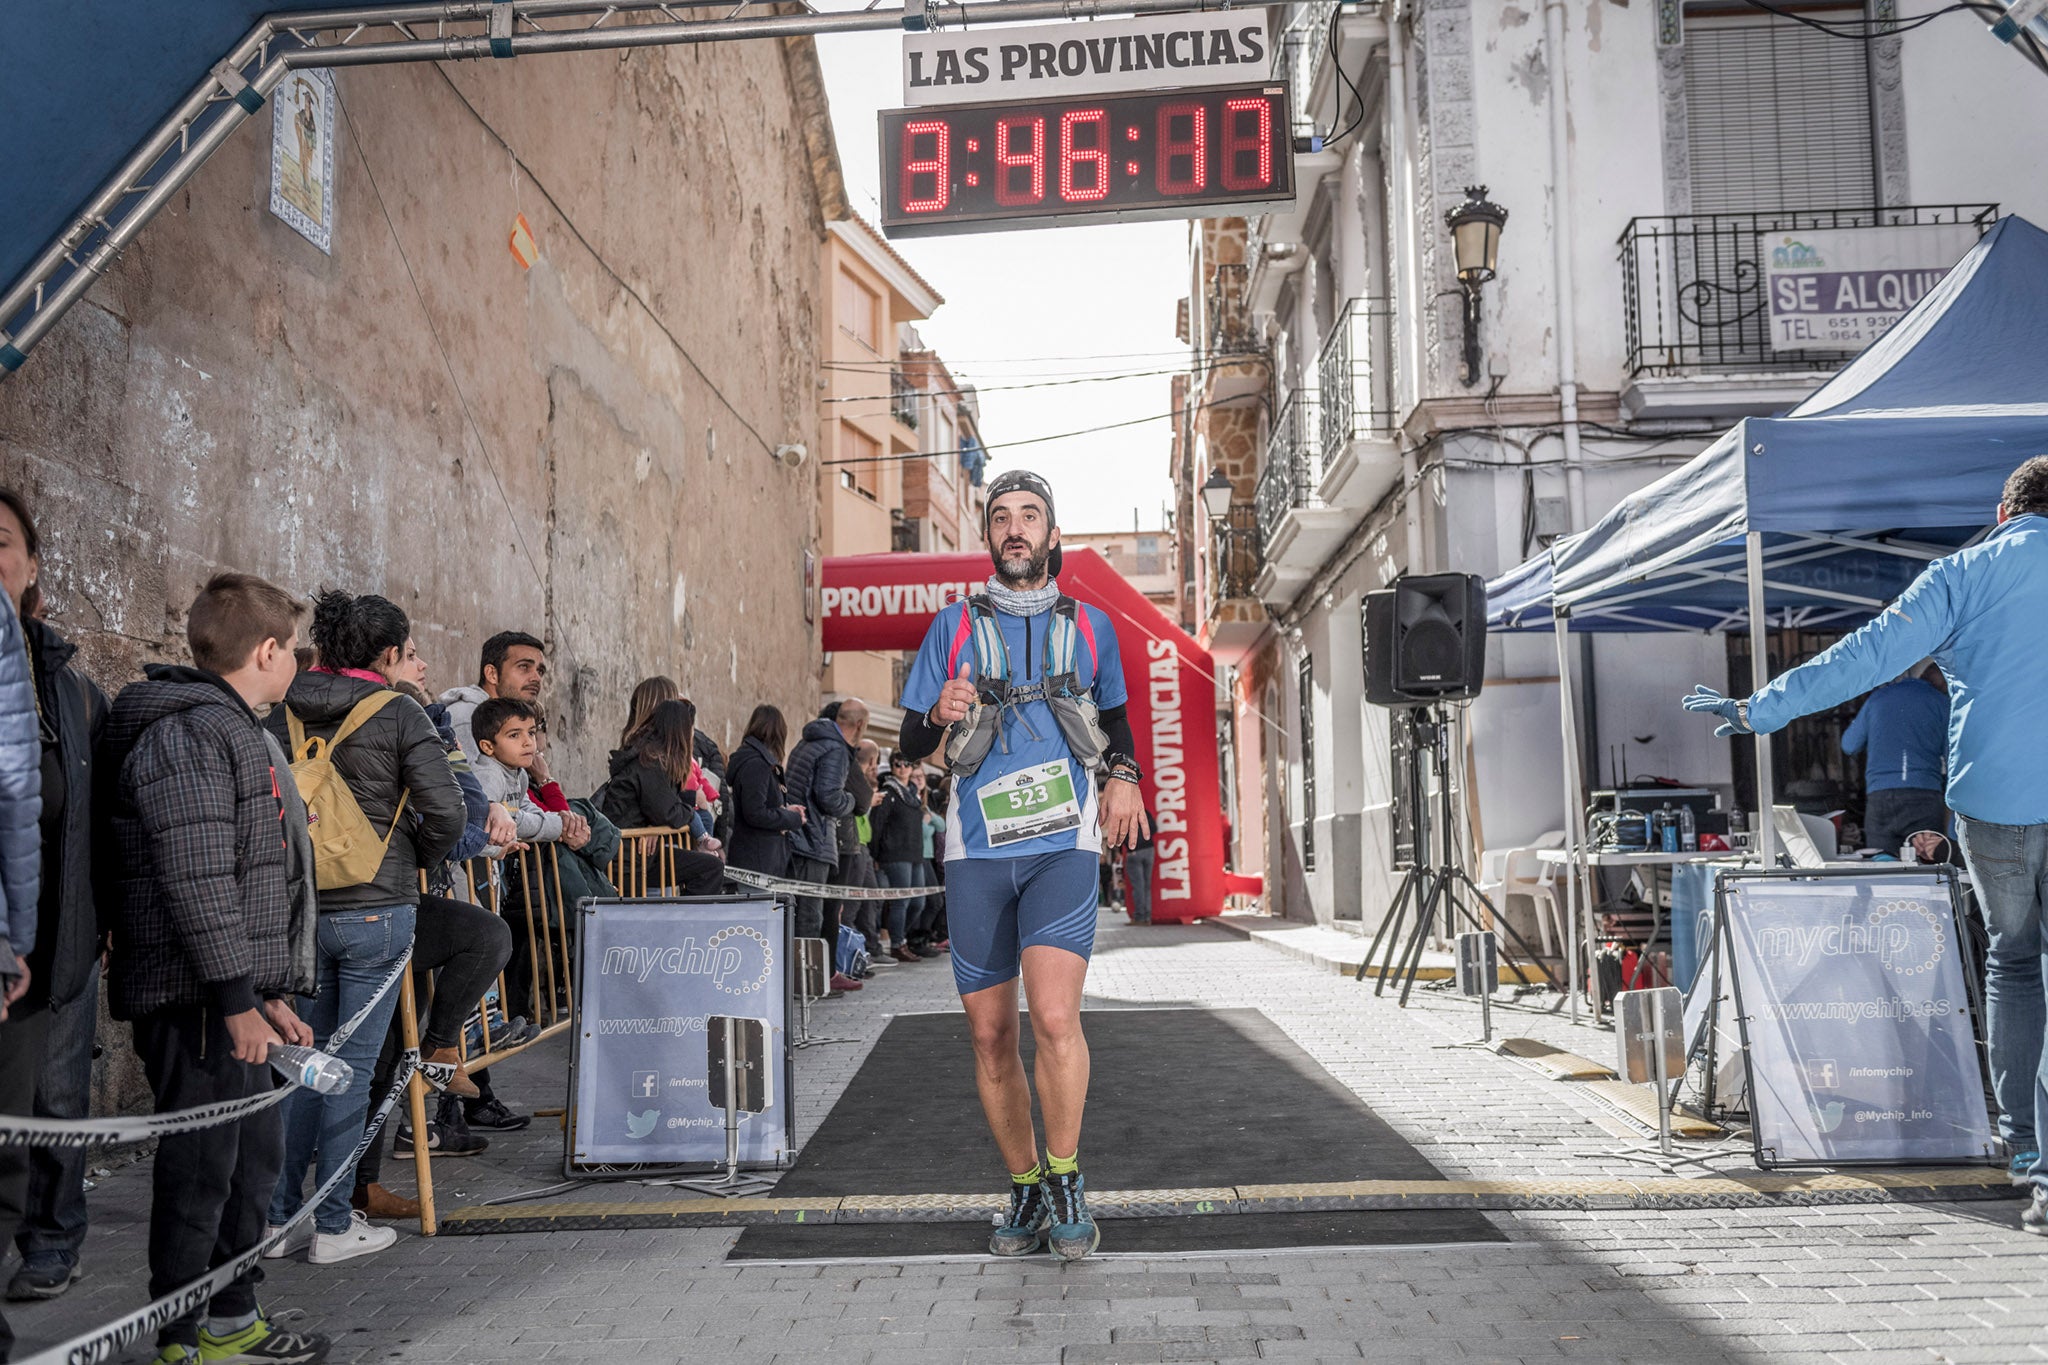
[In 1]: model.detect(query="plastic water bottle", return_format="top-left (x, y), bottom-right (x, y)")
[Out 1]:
top-left (1658, 803), bottom-right (1679, 853)
top-left (1678, 805), bottom-right (1697, 852)
top-left (269, 1044), bottom-right (353, 1095)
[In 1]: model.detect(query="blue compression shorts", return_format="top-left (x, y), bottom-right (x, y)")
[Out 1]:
top-left (942, 849), bottom-right (1100, 996)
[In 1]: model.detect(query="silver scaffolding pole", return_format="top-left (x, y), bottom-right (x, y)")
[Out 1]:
top-left (1745, 531), bottom-right (1778, 867)
top-left (0, 0), bottom-right (1239, 373)
top-left (1552, 610), bottom-right (1586, 1025)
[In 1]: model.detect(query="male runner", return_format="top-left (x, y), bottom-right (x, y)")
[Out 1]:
top-left (897, 469), bottom-right (1149, 1261)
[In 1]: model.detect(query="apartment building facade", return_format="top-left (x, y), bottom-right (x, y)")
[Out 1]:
top-left (1178, 0), bottom-right (2048, 928)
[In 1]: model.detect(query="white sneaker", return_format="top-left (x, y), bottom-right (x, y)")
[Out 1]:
top-left (308, 1210), bottom-right (398, 1264)
top-left (261, 1220), bottom-right (312, 1260)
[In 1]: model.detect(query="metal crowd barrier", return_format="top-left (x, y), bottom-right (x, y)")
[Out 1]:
top-left (399, 828), bottom-right (693, 1234)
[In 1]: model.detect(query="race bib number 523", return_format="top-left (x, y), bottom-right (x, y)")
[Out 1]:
top-left (977, 760), bottom-right (1082, 847)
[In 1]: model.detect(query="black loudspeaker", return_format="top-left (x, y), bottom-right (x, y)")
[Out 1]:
top-left (1362, 573), bottom-right (1487, 706)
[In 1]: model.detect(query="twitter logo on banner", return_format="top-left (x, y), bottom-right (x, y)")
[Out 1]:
top-left (626, 1109), bottom-right (660, 1139)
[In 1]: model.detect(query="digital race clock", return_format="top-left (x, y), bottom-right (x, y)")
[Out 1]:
top-left (879, 83), bottom-right (1294, 238)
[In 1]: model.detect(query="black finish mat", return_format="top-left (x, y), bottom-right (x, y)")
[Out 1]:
top-left (732, 1006), bottom-right (1504, 1258)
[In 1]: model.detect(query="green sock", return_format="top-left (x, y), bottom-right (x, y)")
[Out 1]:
top-left (1011, 1162), bottom-right (1043, 1185)
top-left (1046, 1150), bottom-right (1079, 1176)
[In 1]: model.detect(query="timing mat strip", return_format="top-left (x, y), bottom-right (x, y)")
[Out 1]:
top-left (440, 1168), bottom-right (2017, 1234)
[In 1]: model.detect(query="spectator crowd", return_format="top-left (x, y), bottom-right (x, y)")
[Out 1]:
top-left (0, 486), bottom-right (950, 1365)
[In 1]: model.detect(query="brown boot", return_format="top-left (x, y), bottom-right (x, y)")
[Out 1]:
top-left (355, 1183), bottom-right (421, 1220)
top-left (424, 1046), bottom-right (481, 1099)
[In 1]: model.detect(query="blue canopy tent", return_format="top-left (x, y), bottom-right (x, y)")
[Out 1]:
top-left (1483, 213), bottom-right (2048, 1018)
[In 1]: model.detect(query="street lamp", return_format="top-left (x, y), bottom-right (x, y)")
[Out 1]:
top-left (1200, 467), bottom-right (1235, 522)
top-left (1445, 185), bottom-right (1508, 388)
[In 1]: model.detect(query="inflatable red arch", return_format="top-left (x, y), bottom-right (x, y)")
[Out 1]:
top-left (821, 551), bottom-right (1258, 922)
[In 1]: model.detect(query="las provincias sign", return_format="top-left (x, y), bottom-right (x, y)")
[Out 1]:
top-left (901, 9), bottom-right (1276, 106)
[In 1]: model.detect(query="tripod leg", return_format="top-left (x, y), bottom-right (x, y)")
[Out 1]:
top-left (1361, 868), bottom-right (1417, 985)
top-left (1375, 870), bottom-right (1429, 996)
top-left (1394, 871), bottom-right (1447, 1009)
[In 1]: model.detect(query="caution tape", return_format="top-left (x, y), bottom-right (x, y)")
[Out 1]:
top-left (724, 865), bottom-right (946, 902)
top-left (0, 950), bottom-right (416, 1148)
top-left (25, 1056), bottom-right (420, 1365)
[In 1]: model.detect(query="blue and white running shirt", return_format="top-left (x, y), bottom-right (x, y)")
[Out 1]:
top-left (899, 598), bottom-right (1127, 861)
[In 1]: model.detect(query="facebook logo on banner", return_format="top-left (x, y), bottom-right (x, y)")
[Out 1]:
top-left (631, 1071), bottom-right (660, 1100)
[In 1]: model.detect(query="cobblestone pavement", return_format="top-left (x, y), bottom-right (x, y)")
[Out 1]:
top-left (7, 913), bottom-right (2041, 1364)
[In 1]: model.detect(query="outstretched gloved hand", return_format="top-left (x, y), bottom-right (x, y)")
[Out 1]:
top-left (1681, 684), bottom-right (1753, 737)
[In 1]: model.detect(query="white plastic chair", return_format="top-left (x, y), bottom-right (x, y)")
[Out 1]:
top-left (1479, 830), bottom-right (1568, 958)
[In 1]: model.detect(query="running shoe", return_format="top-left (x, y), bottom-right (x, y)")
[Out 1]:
top-left (2025, 1188), bottom-right (2048, 1237)
top-left (462, 1097), bottom-right (531, 1132)
top-left (2010, 1150), bottom-right (2039, 1186)
top-left (6, 1253), bottom-right (81, 1300)
top-left (197, 1315), bottom-right (331, 1362)
top-left (829, 972), bottom-right (864, 992)
top-left (988, 1178), bottom-right (1050, 1257)
top-left (309, 1211), bottom-right (397, 1265)
top-left (1043, 1168), bottom-right (1101, 1261)
top-left (260, 1220), bottom-right (312, 1260)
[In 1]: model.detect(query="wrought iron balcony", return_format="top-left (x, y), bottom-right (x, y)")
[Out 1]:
top-left (1618, 204), bottom-right (1996, 378)
top-left (1255, 387), bottom-right (1321, 546)
top-left (1209, 503), bottom-right (1261, 604)
top-left (1272, 0), bottom-right (1338, 138)
top-left (1316, 297), bottom-right (1394, 464)
top-left (889, 367), bottom-right (919, 428)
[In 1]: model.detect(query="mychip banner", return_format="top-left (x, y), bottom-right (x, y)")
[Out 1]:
top-left (1721, 869), bottom-right (1995, 1167)
top-left (570, 897), bottom-right (791, 1169)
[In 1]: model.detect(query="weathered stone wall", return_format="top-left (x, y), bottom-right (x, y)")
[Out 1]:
top-left (0, 43), bottom-right (831, 774)
top-left (0, 43), bottom-right (837, 1110)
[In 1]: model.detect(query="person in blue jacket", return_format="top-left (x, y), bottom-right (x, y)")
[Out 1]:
top-left (1683, 455), bottom-right (2048, 1223)
top-left (0, 585), bottom-right (43, 1365)
top-left (1841, 663), bottom-right (1949, 857)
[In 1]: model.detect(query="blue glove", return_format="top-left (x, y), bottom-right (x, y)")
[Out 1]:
top-left (1681, 684), bottom-right (1753, 738)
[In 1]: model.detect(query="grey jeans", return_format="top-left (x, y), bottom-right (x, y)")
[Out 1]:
top-left (1955, 815), bottom-right (2048, 1179)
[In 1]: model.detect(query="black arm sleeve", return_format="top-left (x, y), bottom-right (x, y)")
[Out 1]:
top-left (899, 706), bottom-right (946, 761)
top-left (1100, 704), bottom-right (1135, 762)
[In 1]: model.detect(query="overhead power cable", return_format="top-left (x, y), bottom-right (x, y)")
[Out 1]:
top-left (821, 394), bottom-right (1248, 466)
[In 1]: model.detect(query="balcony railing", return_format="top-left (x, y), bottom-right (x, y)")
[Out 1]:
top-left (1273, 0), bottom-right (1338, 138)
top-left (1207, 262), bottom-right (1261, 356)
top-left (1255, 387), bottom-right (1321, 546)
top-left (890, 368), bottom-right (919, 428)
top-left (1316, 298), bottom-right (1394, 463)
top-left (1209, 503), bottom-right (1261, 604)
top-left (1619, 204), bottom-right (1997, 378)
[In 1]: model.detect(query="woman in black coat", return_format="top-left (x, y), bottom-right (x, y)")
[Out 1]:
top-left (595, 699), bottom-right (723, 896)
top-left (724, 705), bottom-right (806, 881)
top-left (0, 488), bottom-right (109, 1300)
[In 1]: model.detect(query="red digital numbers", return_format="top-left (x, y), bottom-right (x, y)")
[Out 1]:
top-left (1156, 103), bottom-right (1207, 196)
top-left (994, 115), bottom-right (1045, 206)
top-left (1221, 98), bottom-right (1274, 192)
top-left (884, 87), bottom-right (1287, 232)
top-left (1059, 109), bottom-right (1110, 202)
top-left (901, 119), bottom-right (950, 213)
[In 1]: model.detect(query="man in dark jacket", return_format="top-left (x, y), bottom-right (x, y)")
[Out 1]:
top-left (0, 588), bottom-right (42, 1365)
top-left (784, 705), bottom-right (857, 940)
top-left (100, 573), bottom-right (328, 1365)
top-left (7, 612), bottom-right (108, 1302)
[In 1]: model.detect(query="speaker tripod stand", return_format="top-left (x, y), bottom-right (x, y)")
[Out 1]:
top-left (1356, 705), bottom-right (1562, 1007)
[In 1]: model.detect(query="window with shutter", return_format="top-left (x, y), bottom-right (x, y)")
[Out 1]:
top-left (1682, 6), bottom-right (1875, 213)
